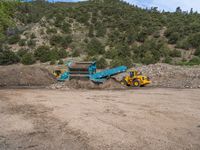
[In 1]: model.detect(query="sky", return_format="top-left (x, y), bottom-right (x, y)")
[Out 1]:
top-left (50, 0), bottom-right (200, 12)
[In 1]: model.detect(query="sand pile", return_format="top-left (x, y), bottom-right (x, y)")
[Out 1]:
top-left (0, 65), bottom-right (56, 87)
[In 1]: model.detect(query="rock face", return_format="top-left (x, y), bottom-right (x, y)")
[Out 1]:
top-left (134, 63), bottom-right (200, 88)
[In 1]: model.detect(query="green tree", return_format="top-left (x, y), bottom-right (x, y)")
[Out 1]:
top-left (0, 50), bottom-right (20, 65)
top-left (96, 57), bottom-right (108, 69)
top-left (194, 47), bottom-right (200, 57)
top-left (8, 34), bottom-right (20, 45)
top-left (21, 53), bottom-right (36, 65)
top-left (34, 45), bottom-right (51, 62)
top-left (87, 38), bottom-right (104, 56)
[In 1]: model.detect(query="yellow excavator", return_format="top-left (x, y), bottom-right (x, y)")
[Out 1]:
top-left (121, 70), bottom-right (151, 87)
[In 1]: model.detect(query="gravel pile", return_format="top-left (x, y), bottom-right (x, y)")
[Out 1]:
top-left (134, 63), bottom-right (200, 88)
top-left (49, 79), bottom-right (126, 90)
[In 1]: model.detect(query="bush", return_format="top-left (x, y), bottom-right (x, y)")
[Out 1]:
top-left (17, 48), bottom-right (28, 57)
top-left (87, 38), bottom-right (104, 56)
top-left (61, 22), bottom-right (71, 34)
top-left (50, 35), bottom-right (62, 46)
top-left (18, 39), bottom-right (26, 46)
top-left (141, 51), bottom-right (157, 64)
top-left (58, 48), bottom-right (68, 58)
top-left (34, 46), bottom-right (51, 62)
top-left (194, 47), bottom-right (200, 57)
top-left (0, 50), bottom-right (20, 65)
top-left (50, 35), bottom-right (72, 48)
top-left (169, 49), bottom-right (181, 57)
top-left (46, 28), bottom-right (57, 34)
top-left (163, 56), bottom-right (172, 64)
top-left (110, 56), bottom-right (133, 68)
top-left (58, 59), bottom-right (64, 65)
top-left (95, 23), bottom-right (106, 37)
top-left (61, 35), bottom-right (73, 48)
top-left (71, 49), bottom-right (80, 57)
top-left (96, 57), bottom-right (108, 69)
top-left (187, 57), bottom-right (200, 65)
top-left (188, 33), bottom-right (200, 48)
top-left (27, 40), bottom-right (36, 47)
top-left (49, 49), bottom-right (59, 60)
top-left (168, 32), bottom-right (180, 44)
top-left (21, 53), bottom-right (36, 65)
top-left (7, 34), bottom-right (20, 45)
top-left (136, 31), bottom-right (147, 42)
top-left (50, 59), bottom-right (56, 65)
top-left (30, 33), bottom-right (36, 39)
top-left (176, 39), bottom-right (191, 50)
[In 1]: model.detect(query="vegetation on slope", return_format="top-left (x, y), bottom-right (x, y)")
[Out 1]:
top-left (0, 0), bottom-right (200, 66)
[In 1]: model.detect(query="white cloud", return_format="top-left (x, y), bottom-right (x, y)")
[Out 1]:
top-left (124, 0), bottom-right (200, 12)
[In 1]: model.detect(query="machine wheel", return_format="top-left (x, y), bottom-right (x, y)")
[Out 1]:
top-left (132, 79), bottom-right (140, 87)
top-left (121, 78), bottom-right (129, 86)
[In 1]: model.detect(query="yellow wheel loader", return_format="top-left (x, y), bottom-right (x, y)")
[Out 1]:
top-left (121, 70), bottom-right (151, 87)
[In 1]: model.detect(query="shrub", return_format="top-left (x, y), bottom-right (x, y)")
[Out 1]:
top-left (176, 39), bottom-right (191, 50)
top-left (30, 33), bottom-right (36, 39)
top-left (50, 59), bottom-right (56, 65)
top-left (27, 40), bottom-right (36, 47)
top-left (136, 31), bottom-right (147, 42)
top-left (88, 25), bottom-right (94, 37)
top-left (141, 51), bottom-right (157, 64)
top-left (49, 49), bottom-right (59, 60)
top-left (95, 23), bottom-right (106, 37)
top-left (194, 47), bottom-right (200, 57)
top-left (163, 56), bottom-right (172, 64)
top-left (46, 28), bottom-right (57, 34)
top-left (58, 48), bottom-right (68, 58)
top-left (87, 38), bottom-right (104, 56)
top-left (50, 35), bottom-right (72, 48)
top-left (50, 35), bottom-right (62, 46)
top-left (18, 39), bottom-right (26, 46)
top-left (21, 53), bottom-right (36, 65)
top-left (61, 35), bottom-right (73, 48)
top-left (188, 33), bottom-right (200, 48)
top-left (8, 34), bottom-right (20, 45)
top-left (17, 48), bottom-right (28, 57)
top-left (169, 49), bottom-right (181, 57)
top-left (58, 59), bottom-right (64, 65)
top-left (187, 57), bottom-right (200, 65)
top-left (168, 32), bottom-right (180, 44)
top-left (0, 50), bottom-right (20, 65)
top-left (71, 49), bottom-right (80, 57)
top-left (110, 57), bottom-right (133, 68)
top-left (34, 46), bottom-right (51, 62)
top-left (96, 57), bottom-right (108, 69)
top-left (61, 22), bottom-right (71, 34)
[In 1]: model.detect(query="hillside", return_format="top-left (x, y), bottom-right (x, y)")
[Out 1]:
top-left (0, 0), bottom-right (200, 67)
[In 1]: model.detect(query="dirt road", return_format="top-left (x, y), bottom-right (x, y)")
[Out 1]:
top-left (0, 88), bottom-right (200, 150)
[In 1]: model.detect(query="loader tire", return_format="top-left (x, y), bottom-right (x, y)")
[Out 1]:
top-left (132, 79), bottom-right (140, 87)
top-left (121, 78), bottom-right (129, 86)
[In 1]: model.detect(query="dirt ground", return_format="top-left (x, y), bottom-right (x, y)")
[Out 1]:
top-left (0, 88), bottom-right (200, 150)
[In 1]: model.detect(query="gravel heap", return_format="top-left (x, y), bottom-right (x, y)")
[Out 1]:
top-left (134, 63), bottom-right (200, 88)
top-left (48, 79), bottom-right (126, 90)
